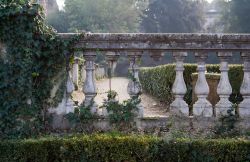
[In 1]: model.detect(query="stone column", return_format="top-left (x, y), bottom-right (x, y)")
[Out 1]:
top-left (216, 52), bottom-right (233, 116)
top-left (193, 52), bottom-right (213, 117)
top-left (66, 71), bottom-right (75, 113)
top-left (102, 52), bottom-right (120, 116)
top-left (239, 52), bottom-right (250, 117)
top-left (127, 51), bottom-right (143, 118)
top-left (106, 51), bottom-right (120, 78)
top-left (83, 51), bottom-right (97, 114)
top-left (170, 52), bottom-right (189, 116)
top-left (81, 61), bottom-right (86, 83)
top-left (72, 57), bottom-right (79, 90)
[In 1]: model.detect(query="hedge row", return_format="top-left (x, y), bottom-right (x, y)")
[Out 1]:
top-left (139, 64), bottom-right (243, 105)
top-left (0, 134), bottom-right (250, 162)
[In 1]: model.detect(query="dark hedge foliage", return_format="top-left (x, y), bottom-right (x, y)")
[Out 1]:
top-left (0, 135), bottom-right (250, 162)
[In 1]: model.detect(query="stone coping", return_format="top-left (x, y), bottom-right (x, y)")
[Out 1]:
top-left (59, 33), bottom-right (250, 52)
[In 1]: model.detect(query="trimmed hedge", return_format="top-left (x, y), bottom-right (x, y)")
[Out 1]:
top-left (0, 135), bottom-right (250, 162)
top-left (139, 64), bottom-right (243, 105)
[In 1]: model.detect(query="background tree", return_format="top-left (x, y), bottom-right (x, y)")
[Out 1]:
top-left (48, 0), bottom-right (145, 33)
top-left (210, 0), bottom-right (250, 33)
top-left (46, 10), bottom-right (69, 32)
top-left (226, 0), bottom-right (250, 33)
top-left (141, 0), bottom-right (205, 33)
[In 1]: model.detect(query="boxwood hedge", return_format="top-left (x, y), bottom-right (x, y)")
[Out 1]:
top-left (139, 64), bottom-right (243, 105)
top-left (0, 134), bottom-right (250, 162)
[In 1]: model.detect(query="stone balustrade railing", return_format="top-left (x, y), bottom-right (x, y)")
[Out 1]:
top-left (59, 33), bottom-right (250, 118)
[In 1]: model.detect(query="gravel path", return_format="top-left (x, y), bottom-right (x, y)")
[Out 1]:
top-left (72, 77), bottom-right (168, 117)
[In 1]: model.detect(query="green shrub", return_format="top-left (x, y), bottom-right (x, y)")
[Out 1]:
top-left (139, 64), bottom-right (243, 105)
top-left (0, 135), bottom-right (250, 162)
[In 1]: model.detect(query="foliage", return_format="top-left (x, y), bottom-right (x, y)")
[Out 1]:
top-left (226, 0), bottom-right (250, 33)
top-left (65, 100), bottom-right (96, 132)
top-left (214, 104), bottom-right (239, 137)
top-left (102, 91), bottom-right (140, 126)
top-left (48, 0), bottom-right (145, 33)
top-left (139, 64), bottom-right (243, 106)
top-left (221, 0), bottom-right (250, 33)
top-left (1, 134), bottom-right (250, 161)
top-left (0, 1), bottom-right (82, 139)
top-left (211, 0), bottom-right (250, 33)
top-left (46, 10), bottom-right (70, 33)
top-left (141, 0), bottom-right (204, 33)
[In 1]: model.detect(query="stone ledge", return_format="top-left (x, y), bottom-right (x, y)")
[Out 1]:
top-left (59, 33), bottom-right (250, 52)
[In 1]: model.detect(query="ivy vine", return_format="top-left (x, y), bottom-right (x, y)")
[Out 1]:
top-left (0, 0), bottom-right (83, 139)
top-left (102, 90), bottom-right (140, 127)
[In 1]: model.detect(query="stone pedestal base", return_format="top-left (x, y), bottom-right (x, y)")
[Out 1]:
top-left (100, 107), bottom-right (108, 117)
top-left (215, 98), bottom-right (233, 116)
top-left (239, 100), bottom-right (250, 117)
top-left (66, 98), bottom-right (75, 114)
top-left (170, 98), bottom-right (189, 116)
top-left (193, 98), bottom-right (213, 117)
top-left (136, 103), bottom-right (144, 118)
top-left (216, 108), bottom-right (232, 117)
top-left (239, 103), bottom-right (250, 117)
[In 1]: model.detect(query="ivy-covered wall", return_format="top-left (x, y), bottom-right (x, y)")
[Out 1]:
top-left (0, 0), bottom-right (81, 139)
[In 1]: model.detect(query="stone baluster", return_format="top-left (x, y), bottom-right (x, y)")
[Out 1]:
top-left (193, 52), bottom-right (213, 117)
top-left (102, 51), bottom-right (120, 116)
top-left (83, 51), bottom-right (97, 114)
top-left (81, 61), bottom-right (86, 83)
top-left (72, 57), bottom-right (79, 90)
top-left (127, 51), bottom-right (144, 118)
top-left (239, 52), bottom-right (250, 117)
top-left (215, 52), bottom-right (233, 116)
top-left (106, 51), bottom-right (120, 77)
top-left (170, 52), bottom-right (189, 116)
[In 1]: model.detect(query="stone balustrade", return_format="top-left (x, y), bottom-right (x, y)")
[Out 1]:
top-left (59, 33), bottom-right (250, 118)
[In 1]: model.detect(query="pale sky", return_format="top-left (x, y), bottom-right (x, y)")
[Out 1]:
top-left (56, 0), bottom-right (214, 10)
top-left (56, 0), bottom-right (65, 10)
top-left (207, 0), bottom-right (213, 3)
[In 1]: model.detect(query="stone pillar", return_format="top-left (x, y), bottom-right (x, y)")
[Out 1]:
top-left (127, 51), bottom-right (144, 118)
top-left (83, 51), bottom-right (97, 114)
top-left (66, 71), bottom-right (75, 113)
top-left (72, 57), bottom-right (79, 89)
top-left (106, 51), bottom-right (120, 77)
top-left (239, 52), bottom-right (250, 117)
top-left (193, 52), bottom-right (213, 117)
top-left (216, 52), bottom-right (233, 116)
top-left (170, 52), bottom-right (189, 116)
top-left (81, 61), bottom-right (86, 84)
top-left (102, 52), bottom-right (120, 116)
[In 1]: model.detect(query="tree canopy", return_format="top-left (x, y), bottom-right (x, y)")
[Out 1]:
top-left (140, 0), bottom-right (205, 33)
top-left (47, 0), bottom-right (146, 33)
top-left (209, 0), bottom-right (250, 33)
top-left (226, 0), bottom-right (250, 33)
top-left (47, 0), bottom-right (206, 33)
